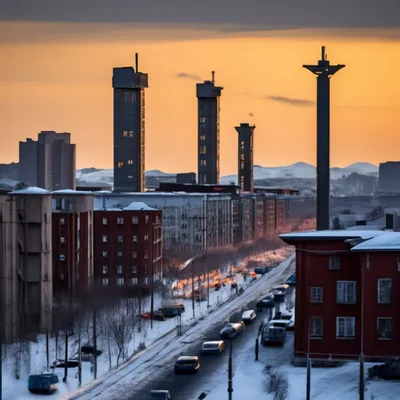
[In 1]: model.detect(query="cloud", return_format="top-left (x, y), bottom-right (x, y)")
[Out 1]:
top-left (264, 95), bottom-right (315, 107)
top-left (176, 72), bottom-right (202, 81)
top-left (2, 0), bottom-right (399, 30)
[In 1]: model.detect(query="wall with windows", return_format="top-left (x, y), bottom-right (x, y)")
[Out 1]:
top-left (93, 208), bottom-right (162, 288)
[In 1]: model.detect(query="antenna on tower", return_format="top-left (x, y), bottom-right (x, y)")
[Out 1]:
top-left (321, 46), bottom-right (326, 61)
top-left (135, 53), bottom-right (139, 72)
top-left (211, 71), bottom-right (215, 84)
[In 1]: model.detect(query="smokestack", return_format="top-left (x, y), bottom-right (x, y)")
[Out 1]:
top-left (211, 71), bottom-right (215, 84)
top-left (135, 53), bottom-right (139, 72)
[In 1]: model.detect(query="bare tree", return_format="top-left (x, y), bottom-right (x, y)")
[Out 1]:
top-left (264, 366), bottom-right (289, 400)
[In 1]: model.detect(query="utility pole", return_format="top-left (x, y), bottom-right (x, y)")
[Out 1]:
top-left (306, 317), bottom-right (312, 400)
top-left (228, 340), bottom-right (233, 400)
top-left (150, 262), bottom-right (154, 330)
top-left (93, 306), bottom-right (97, 380)
top-left (191, 261), bottom-right (195, 318)
top-left (0, 285), bottom-right (3, 400)
top-left (63, 298), bottom-right (68, 382)
top-left (78, 316), bottom-right (82, 387)
top-left (46, 331), bottom-right (49, 371)
top-left (255, 337), bottom-right (259, 361)
top-left (359, 262), bottom-right (365, 400)
top-left (207, 265), bottom-right (210, 308)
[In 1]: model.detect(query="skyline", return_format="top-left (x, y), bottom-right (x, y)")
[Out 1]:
top-left (1, 18), bottom-right (400, 175)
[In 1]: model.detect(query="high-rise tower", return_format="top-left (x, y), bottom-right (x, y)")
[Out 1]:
top-left (303, 46), bottom-right (345, 230)
top-left (113, 53), bottom-right (148, 192)
top-left (235, 123), bottom-right (255, 192)
top-left (196, 71), bottom-right (223, 184)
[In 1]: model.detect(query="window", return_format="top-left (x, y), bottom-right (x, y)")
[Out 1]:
top-left (337, 281), bottom-right (356, 304)
top-left (117, 161), bottom-right (124, 168)
top-left (310, 317), bottom-right (323, 338)
top-left (117, 217), bottom-right (124, 225)
top-left (200, 160), bottom-right (207, 166)
top-left (123, 130), bottom-right (128, 137)
top-left (118, 235), bottom-right (123, 243)
top-left (128, 160), bottom-right (133, 165)
top-left (117, 265), bottom-right (123, 274)
top-left (102, 251), bottom-right (108, 257)
top-left (132, 216), bottom-right (138, 224)
top-left (129, 130), bottom-right (134, 137)
top-left (60, 272), bottom-right (65, 280)
top-left (329, 256), bottom-right (340, 270)
top-left (102, 217), bottom-right (108, 225)
top-left (378, 279), bottom-right (392, 304)
top-left (397, 253), bottom-right (400, 272)
top-left (60, 236), bottom-right (65, 244)
top-left (336, 317), bottom-right (355, 338)
top-left (133, 235), bottom-right (137, 242)
top-left (310, 287), bottom-right (323, 303)
top-left (145, 215), bottom-right (149, 224)
top-left (199, 117), bottom-right (206, 123)
top-left (117, 277), bottom-right (125, 286)
top-left (118, 251), bottom-right (123, 258)
top-left (60, 218), bottom-right (65, 225)
top-left (144, 234), bottom-right (149, 241)
top-left (132, 251), bottom-right (137, 259)
top-left (200, 135), bottom-right (206, 141)
top-left (102, 235), bottom-right (108, 243)
top-left (144, 251), bottom-right (148, 259)
top-left (60, 254), bottom-right (65, 261)
top-left (200, 145), bottom-right (207, 154)
top-left (132, 265), bottom-right (137, 274)
top-left (102, 278), bottom-right (109, 286)
top-left (377, 318), bottom-right (392, 340)
top-left (130, 278), bottom-right (138, 285)
top-left (102, 265), bottom-right (108, 274)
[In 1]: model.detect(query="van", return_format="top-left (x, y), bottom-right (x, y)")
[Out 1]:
top-left (262, 326), bottom-right (286, 346)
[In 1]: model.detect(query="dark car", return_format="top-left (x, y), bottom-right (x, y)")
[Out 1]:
top-left (220, 322), bottom-right (245, 338)
top-left (150, 390), bottom-right (171, 399)
top-left (272, 284), bottom-right (289, 302)
top-left (141, 311), bottom-right (166, 321)
top-left (285, 273), bottom-right (296, 286)
top-left (159, 304), bottom-right (185, 318)
top-left (262, 325), bottom-right (286, 346)
top-left (174, 356), bottom-right (200, 374)
top-left (256, 294), bottom-right (274, 310)
top-left (254, 266), bottom-right (271, 275)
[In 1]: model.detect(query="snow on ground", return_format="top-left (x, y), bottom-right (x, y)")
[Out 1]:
top-left (64, 253), bottom-right (296, 400)
top-left (3, 247), bottom-right (293, 400)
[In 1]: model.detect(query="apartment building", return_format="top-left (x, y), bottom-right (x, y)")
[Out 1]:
top-left (280, 226), bottom-right (400, 363)
top-left (52, 190), bottom-right (94, 296)
top-left (93, 202), bottom-right (162, 287)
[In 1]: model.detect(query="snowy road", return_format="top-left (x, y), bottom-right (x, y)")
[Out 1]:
top-left (66, 255), bottom-right (295, 400)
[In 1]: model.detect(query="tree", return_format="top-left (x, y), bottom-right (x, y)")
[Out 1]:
top-left (264, 366), bottom-right (289, 400)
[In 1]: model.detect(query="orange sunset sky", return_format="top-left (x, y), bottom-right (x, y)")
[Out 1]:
top-left (1, 14), bottom-right (400, 175)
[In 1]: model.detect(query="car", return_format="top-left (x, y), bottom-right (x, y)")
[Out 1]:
top-left (262, 325), bottom-right (286, 346)
top-left (256, 294), bottom-right (274, 310)
top-left (242, 310), bottom-right (256, 324)
top-left (159, 304), bottom-right (185, 318)
top-left (174, 356), bottom-right (200, 374)
top-left (273, 311), bottom-right (293, 321)
top-left (254, 266), bottom-right (271, 275)
top-left (140, 311), bottom-right (166, 321)
top-left (150, 390), bottom-right (171, 399)
top-left (268, 319), bottom-right (291, 330)
top-left (220, 322), bottom-right (245, 338)
top-left (201, 341), bottom-right (225, 354)
top-left (272, 285), bottom-right (289, 302)
top-left (285, 273), bottom-right (296, 286)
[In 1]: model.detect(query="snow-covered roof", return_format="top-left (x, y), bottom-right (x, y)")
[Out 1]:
top-left (10, 187), bottom-right (50, 195)
top-left (280, 229), bottom-right (386, 241)
top-left (52, 189), bottom-right (93, 195)
top-left (351, 232), bottom-right (400, 252)
top-left (123, 202), bottom-right (157, 211)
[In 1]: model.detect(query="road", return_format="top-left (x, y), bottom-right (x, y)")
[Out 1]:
top-left (131, 287), bottom-right (296, 400)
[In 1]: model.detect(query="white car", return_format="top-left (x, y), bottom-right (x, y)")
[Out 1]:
top-left (202, 341), bottom-right (225, 354)
top-left (268, 319), bottom-right (291, 330)
top-left (242, 309), bottom-right (256, 324)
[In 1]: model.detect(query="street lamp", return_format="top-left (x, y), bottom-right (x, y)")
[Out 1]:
top-left (359, 257), bottom-right (365, 400)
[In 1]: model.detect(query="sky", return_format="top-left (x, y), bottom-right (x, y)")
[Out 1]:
top-left (1, 1), bottom-right (400, 175)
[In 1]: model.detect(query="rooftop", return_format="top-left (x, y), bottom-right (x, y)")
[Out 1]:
top-left (95, 201), bottom-right (159, 212)
top-left (280, 230), bottom-right (386, 241)
top-left (351, 232), bottom-right (400, 252)
top-left (10, 187), bottom-right (50, 195)
top-left (52, 189), bottom-right (93, 195)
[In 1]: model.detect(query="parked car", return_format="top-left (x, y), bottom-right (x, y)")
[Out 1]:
top-left (272, 285), bottom-right (289, 302)
top-left (159, 304), bottom-right (184, 318)
top-left (256, 294), bottom-right (274, 310)
top-left (262, 325), bottom-right (287, 346)
top-left (28, 373), bottom-right (59, 394)
top-left (254, 266), bottom-right (271, 275)
top-left (201, 341), bottom-right (225, 354)
top-left (231, 280), bottom-right (238, 289)
top-left (285, 273), bottom-right (296, 286)
top-left (268, 319), bottom-right (291, 330)
top-left (220, 322), bottom-right (245, 338)
top-left (150, 390), bottom-right (171, 399)
top-left (273, 311), bottom-right (292, 321)
top-left (141, 311), bottom-right (166, 321)
top-left (174, 356), bottom-right (200, 374)
top-left (242, 310), bottom-right (256, 324)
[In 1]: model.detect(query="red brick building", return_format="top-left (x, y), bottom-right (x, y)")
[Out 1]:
top-left (280, 229), bottom-right (400, 363)
top-left (93, 202), bottom-right (162, 287)
top-left (52, 190), bottom-right (94, 296)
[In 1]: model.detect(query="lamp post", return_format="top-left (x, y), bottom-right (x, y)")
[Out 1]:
top-left (306, 317), bottom-right (312, 400)
top-left (228, 339), bottom-right (233, 400)
top-left (359, 258), bottom-right (365, 400)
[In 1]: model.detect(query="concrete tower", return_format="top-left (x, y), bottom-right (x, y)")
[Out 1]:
top-left (196, 71), bottom-right (223, 184)
top-left (303, 46), bottom-right (345, 230)
top-left (113, 53), bottom-right (148, 192)
top-left (235, 123), bottom-right (255, 192)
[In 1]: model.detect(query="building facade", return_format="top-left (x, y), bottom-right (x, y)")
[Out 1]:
top-left (52, 190), bottom-right (94, 297)
top-left (19, 131), bottom-right (76, 190)
top-left (235, 123), bottom-right (255, 192)
top-left (94, 192), bottom-right (232, 258)
top-left (0, 188), bottom-right (53, 341)
top-left (280, 228), bottom-right (400, 363)
top-left (379, 162), bottom-right (400, 193)
top-left (113, 54), bottom-right (148, 192)
top-left (93, 202), bottom-right (162, 287)
top-left (197, 72), bottom-right (223, 185)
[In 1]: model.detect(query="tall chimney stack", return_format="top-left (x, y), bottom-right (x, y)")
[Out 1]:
top-left (235, 123), bottom-right (256, 192)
